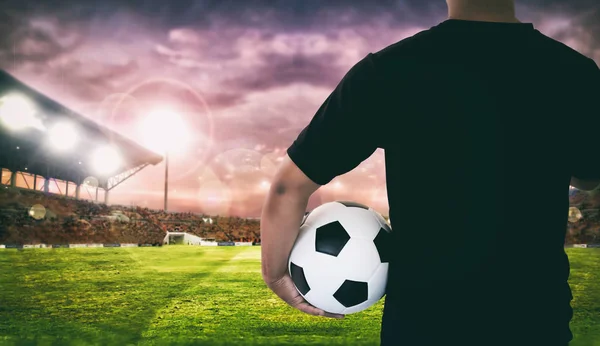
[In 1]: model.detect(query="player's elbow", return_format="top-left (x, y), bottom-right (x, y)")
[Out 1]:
top-left (260, 263), bottom-right (278, 287)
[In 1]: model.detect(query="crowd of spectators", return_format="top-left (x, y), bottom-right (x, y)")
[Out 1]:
top-left (0, 187), bottom-right (261, 245)
top-left (3, 185), bottom-right (597, 246)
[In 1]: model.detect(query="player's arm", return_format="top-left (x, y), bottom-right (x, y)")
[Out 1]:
top-left (260, 155), bottom-right (320, 284)
top-left (260, 157), bottom-right (344, 319)
top-left (261, 52), bottom-right (384, 285)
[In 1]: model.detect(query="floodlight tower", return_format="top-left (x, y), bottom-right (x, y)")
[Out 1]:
top-left (164, 150), bottom-right (169, 212)
top-left (138, 109), bottom-right (190, 213)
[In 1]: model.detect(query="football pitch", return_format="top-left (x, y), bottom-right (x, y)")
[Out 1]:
top-left (0, 247), bottom-right (599, 346)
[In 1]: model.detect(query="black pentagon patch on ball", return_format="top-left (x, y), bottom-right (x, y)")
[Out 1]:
top-left (334, 280), bottom-right (368, 307)
top-left (315, 221), bottom-right (350, 257)
top-left (290, 262), bottom-right (310, 295)
top-left (337, 201), bottom-right (369, 210)
top-left (373, 228), bottom-right (392, 263)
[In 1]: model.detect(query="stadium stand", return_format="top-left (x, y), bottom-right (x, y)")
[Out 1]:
top-left (0, 69), bottom-right (261, 246)
top-left (0, 179), bottom-right (597, 247)
top-left (0, 70), bottom-right (162, 204)
top-left (0, 186), bottom-right (261, 245)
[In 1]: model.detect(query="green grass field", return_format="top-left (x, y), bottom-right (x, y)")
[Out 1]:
top-left (0, 247), bottom-right (598, 346)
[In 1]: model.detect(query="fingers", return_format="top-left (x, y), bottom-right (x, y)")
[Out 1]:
top-left (296, 301), bottom-right (345, 319)
top-left (268, 274), bottom-right (345, 319)
top-left (322, 311), bottom-right (345, 319)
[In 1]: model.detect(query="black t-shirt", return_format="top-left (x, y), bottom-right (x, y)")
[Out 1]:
top-left (287, 19), bottom-right (600, 346)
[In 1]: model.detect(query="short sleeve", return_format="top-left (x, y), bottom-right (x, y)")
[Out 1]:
top-left (286, 53), bottom-right (385, 186)
top-left (571, 58), bottom-right (600, 180)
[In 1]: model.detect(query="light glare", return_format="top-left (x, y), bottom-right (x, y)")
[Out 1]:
top-left (0, 94), bottom-right (44, 131)
top-left (91, 146), bottom-right (122, 176)
top-left (139, 109), bottom-right (191, 154)
top-left (49, 122), bottom-right (78, 152)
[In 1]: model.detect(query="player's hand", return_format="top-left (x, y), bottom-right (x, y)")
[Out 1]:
top-left (265, 273), bottom-right (345, 319)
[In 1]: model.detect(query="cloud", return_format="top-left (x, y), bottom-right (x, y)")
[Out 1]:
top-left (0, 16), bottom-right (83, 67)
top-left (221, 52), bottom-right (343, 92)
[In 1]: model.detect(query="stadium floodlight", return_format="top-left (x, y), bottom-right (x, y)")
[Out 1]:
top-left (0, 93), bottom-right (44, 131)
top-left (48, 121), bottom-right (79, 152)
top-left (138, 109), bottom-right (192, 212)
top-left (91, 145), bottom-right (122, 176)
top-left (139, 109), bottom-right (191, 154)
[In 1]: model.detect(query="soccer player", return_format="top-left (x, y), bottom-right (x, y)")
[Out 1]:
top-left (260, 1), bottom-right (600, 345)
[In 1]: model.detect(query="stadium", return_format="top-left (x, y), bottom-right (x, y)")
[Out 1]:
top-left (1, 0), bottom-right (600, 341)
top-left (0, 69), bottom-right (599, 345)
top-left (0, 69), bottom-right (264, 247)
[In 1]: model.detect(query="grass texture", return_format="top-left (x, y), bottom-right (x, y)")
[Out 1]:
top-left (0, 247), bottom-right (598, 346)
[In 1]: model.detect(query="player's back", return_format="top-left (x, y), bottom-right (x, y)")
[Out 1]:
top-left (375, 19), bottom-right (599, 346)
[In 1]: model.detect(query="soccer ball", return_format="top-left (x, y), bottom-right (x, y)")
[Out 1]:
top-left (288, 201), bottom-right (393, 314)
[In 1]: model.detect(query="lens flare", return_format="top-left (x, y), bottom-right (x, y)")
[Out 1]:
top-left (260, 151), bottom-right (281, 176)
top-left (29, 204), bottom-right (46, 220)
top-left (568, 207), bottom-right (583, 223)
top-left (83, 176), bottom-right (99, 188)
top-left (211, 148), bottom-right (263, 177)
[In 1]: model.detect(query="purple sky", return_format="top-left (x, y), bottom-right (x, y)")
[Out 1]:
top-left (1, 0), bottom-right (599, 217)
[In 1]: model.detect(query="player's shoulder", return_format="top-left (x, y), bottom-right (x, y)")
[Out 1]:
top-left (371, 24), bottom-right (596, 69)
top-left (370, 26), bottom-right (440, 68)
top-left (532, 29), bottom-right (596, 68)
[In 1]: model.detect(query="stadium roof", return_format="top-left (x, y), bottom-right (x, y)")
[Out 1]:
top-left (0, 70), bottom-right (163, 189)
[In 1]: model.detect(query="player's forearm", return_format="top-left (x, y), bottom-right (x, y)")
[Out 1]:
top-left (260, 185), bottom-right (310, 284)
